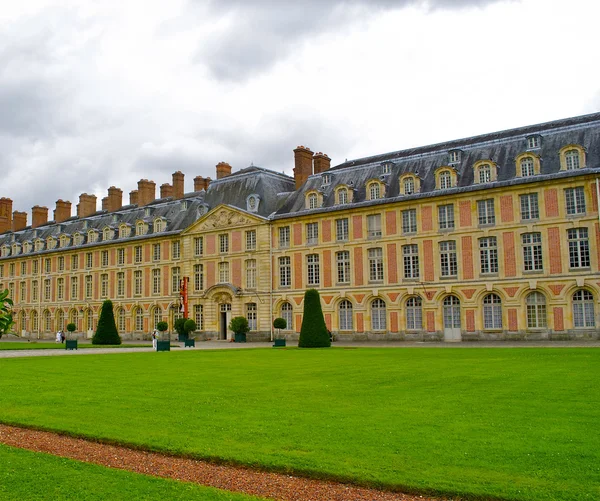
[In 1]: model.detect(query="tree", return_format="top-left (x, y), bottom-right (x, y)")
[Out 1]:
top-left (66, 323), bottom-right (76, 340)
top-left (273, 317), bottom-right (286, 338)
top-left (229, 316), bottom-right (249, 335)
top-left (298, 289), bottom-right (330, 348)
top-left (174, 317), bottom-right (187, 338)
top-left (0, 289), bottom-right (13, 339)
top-left (156, 321), bottom-right (168, 333)
top-left (184, 319), bottom-right (197, 335)
top-left (92, 300), bottom-right (121, 345)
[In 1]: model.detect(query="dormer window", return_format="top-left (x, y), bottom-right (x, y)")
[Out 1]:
top-left (145, 208), bottom-right (152, 217)
top-left (88, 230), bottom-right (98, 243)
top-left (119, 224), bottom-right (131, 238)
top-left (367, 181), bottom-right (384, 200)
top-left (154, 218), bottom-right (165, 233)
top-left (46, 237), bottom-right (56, 250)
top-left (103, 227), bottom-right (114, 241)
top-left (34, 239), bottom-right (44, 252)
top-left (197, 204), bottom-right (209, 218)
top-left (527, 136), bottom-right (541, 150)
top-left (399, 174), bottom-right (420, 195)
top-left (136, 221), bottom-right (146, 236)
top-left (60, 235), bottom-right (70, 248)
top-left (516, 153), bottom-right (540, 178)
top-left (321, 174), bottom-right (331, 186)
top-left (246, 195), bottom-right (260, 212)
top-left (1, 246), bottom-right (9, 257)
top-left (11, 243), bottom-right (20, 255)
top-left (448, 150), bottom-right (461, 164)
top-left (439, 171), bottom-right (452, 189)
top-left (337, 187), bottom-right (348, 205)
top-left (404, 177), bottom-right (414, 195)
top-left (23, 242), bottom-right (32, 253)
top-left (73, 233), bottom-right (83, 246)
top-left (306, 192), bottom-right (320, 209)
top-left (382, 162), bottom-right (392, 175)
top-left (473, 161), bottom-right (497, 184)
top-left (180, 200), bottom-right (188, 211)
top-left (435, 167), bottom-right (457, 190)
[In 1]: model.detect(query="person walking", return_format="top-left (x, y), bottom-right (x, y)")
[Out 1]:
top-left (152, 329), bottom-right (158, 350)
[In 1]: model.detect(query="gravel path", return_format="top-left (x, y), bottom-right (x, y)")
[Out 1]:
top-left (0, 424), bottom-right (446, 501)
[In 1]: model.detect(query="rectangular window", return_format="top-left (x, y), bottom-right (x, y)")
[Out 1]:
top-left (368, 248), bottom-right (384, 282)
top-left (71, 255), bottom-right (78, 271)
top-left (440, 241), bottom-right (457, 277)
top-left (438, 205), bottom-right (455, 230)
top-left (44, 278), bottom-right (51, 301)
top-left (336, 218), bottom-right (349, 242)
top-left (219, 234), bottom-right (229, 253)
top-left (44, 258), bottom-right (51, 273)
top-left (85, 252), bottom-right (93, 269)
top-left (100, 273), bottom-right (108, 298)
top-left (152, 243), bottom-right (161, 262)
top-left (101, 250), bottom-right (109, 267)
top-left (19, 281), bottom-right (26, 302)
top-left (279, 226), bottom-right (290, 248)
top-left (219, 262), bottom-right (229, 283)
top-left (70, 277), bottom-right (78, 300)
top-left (21, 262), bottom-right (27, 276)
top-left (32, 280), bottom-right (39, 301)
top-left (33, 260), bottom-right (39, 275)
top-left (246, 230), bottom-right (256, 251)
top-left (565, 187), bottom-right (586, 215)
top-left (134, 245), bottom-right (142, 264)
top-left (479, 237), bottom-right (498, 274)
top-left (403, 244), bottom-right (420, 279)
top-left (246, 259), bottom-right (257, 289)
top-left (85, 275), bottom-right (93, 298)
top-left (194, 237), bottom-right (204, 256)
top-left (520, 193), bottom-right (539, 220)
top-left (117, 272), bottom-right (125, 297)
top-left (194, 304), bottom-right (204, 330)
top-left (9, 263), bottom-right (15, 277)
top-left (56, 277), bottom-right (64, 300)
top-left (336, 251), bottom-right (350, 284)
top-left (568, 228), bottom-right (590, 268)
top-left (307, 254), bottom-right (320, 286)
top-left (171, 267), bottom-right (181, 294)
top-left (152, 269), bottom-right (161, 294)
top-left (58, 256), bottom-right (65, 272)
top-left (402, 209), bottom-right (417, 234)
top-left (246, 303), bottom-right (257, 331)
top-left (134, 270), bottom-right (142, 296)
top-left (306, 222), bottom-right (319, 246)
top-left (194, 264), bottom-right (204, 291)
top-left (522, 232), bottom-right (543, 271)
top-left (279, 257), bottom-right (291, 287)
top-left (367, 214), bottom-right (382, 239)
top-left (117, 248), bottom-right (125, 266)
top-left (477, 199), bottom-right (496, 226)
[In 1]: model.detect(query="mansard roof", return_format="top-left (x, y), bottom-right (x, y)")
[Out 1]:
top-left (274, 112), bottom-right (600, 218)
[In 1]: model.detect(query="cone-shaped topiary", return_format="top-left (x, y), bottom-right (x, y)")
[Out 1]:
top-left (92, 299), bottom-right (121, 345)
top-left (298, 289), bottom-right (330, 348)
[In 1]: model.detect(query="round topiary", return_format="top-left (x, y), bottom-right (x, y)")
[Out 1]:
top-left (92, 299), bottom-right (121, 345)
top-left (66, 323), bottom-right (76, 333)
top-left (273, 317), bottom-right (287, 330)
top-left (156, 321), bottom-right (168, 332)
top-left (229, 316), bottom-right (249, 335)
top-left (184, 318), bottom-right (197, 334)
top-left (298, 289), bottom-right (330, 348)
top-left (174, 317), bottom-right (187, 337)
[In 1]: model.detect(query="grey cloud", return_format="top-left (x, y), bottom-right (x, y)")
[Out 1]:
top-left (195, 0), bottom-right (511, 81)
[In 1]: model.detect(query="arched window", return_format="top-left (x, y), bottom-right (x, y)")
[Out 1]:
top-left (281, 302), bottom-right (293, 330)
top-left (403, 177), bottom-right (415, 195)
top-left (338, 300), bottom-right (353, 331)
top-left (153, 307), bottom-right (162, 329)
top-left (371, 298), bottom-right (386, 331)
top-left (307, 193), bottom-right (318, 209)
top-left (565, 149), bottom-right (580, 170)
top-left (88, 231), bottom-right (98, 243)
top-left (103, 228), bottom-right (112, 241)
top-left (86, 309), bottom-right (94, 332)
top-left (439, 171), bottom-right (452, 189)
top-left (573, 290), bottom-right (595, 328)
top-left (43, 310), bottom-right (52, 332)
top-left (19, 310), bottom-right (26, 333)
top-left (55, 310), bottom-right (65, 331)
top-left (526, 292), bottom-right (547, 328)
top-left (443, 295), bottom-right (461, 329)
top-left (136, 222), bottom-right (145, 236)
top-left (154, 219), bottom-right (164, 232)
top-left (368, 182), bottom-right (381, 200)
top-left (406, 296), bottom-right (422, 330)
top-left (135, 307), bottom-right (144, 331)
top-left (117, 308), bottom-right (126, 332)
top-left (520, 157), bottom-right (534, 177)
top-left (483, 293), bottom-right (502, 329)
top-left (479, 164), bottom-right (492, 184)
top-left (337, 188), bottom-right (348, 205)
top-left (31, 310), bottom-right (38, 332)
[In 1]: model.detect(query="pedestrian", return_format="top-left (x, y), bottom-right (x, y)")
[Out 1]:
top-left (152, 329), bottom-right (158, 350)
top-left (56, 331), bottom-right (61, 343)
top-left (60, 330), bottom-right (65, 343)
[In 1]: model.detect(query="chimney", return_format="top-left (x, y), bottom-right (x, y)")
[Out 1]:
top-left (313, 152), bottom-right (331, 174)
top-left (137, 179), bottom-right (156, 206)
top-left (32, 205), bottom-right (49, 228)
top-left (216, 162), bottom-right (232, 179)
top-left (54, 199), bottom-right (72, 223)
top-left (77, 193), bottom-right (97, 218)
top-left (102, 197), bottom-right (110, 211)
top-left (172, 171), bottom-right (184, 199)
top-left (130, 190), bottom-right (139, 205)
top-left (12, 211), bottom-right (27, 232)
top-left (160, 183), bottom-right (174, 199)
top-left (107, 186), bottom-right (123, 212)
top-left (194, 176), bottom-right (211, 192)
top-left (0, 198), bottom-right (13, 233)
top-left (293, 145), bottom-right (314, 189)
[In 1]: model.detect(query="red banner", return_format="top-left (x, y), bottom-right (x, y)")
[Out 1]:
top-left (179, 277), bottom-right (189, 319)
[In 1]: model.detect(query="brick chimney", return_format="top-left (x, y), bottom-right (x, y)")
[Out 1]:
top-left (313, 152), bottom-right (331, 174)
top-left (0, 198), bottom-right (13, 233)
top-left (12, 211), bottom-right (27, 232)
top-left (54, 199), bottom-right (72, 223)
top-left (194, 176), bottom-right (211, 192)
top-left (32, 205), bottom-right (49, 228)
top-left (77, 194), bottom-right (97, 218)
top-left (137, 179), bottom-right (156, 206)
top-left (160, 183), bottom-right (174, 199)
top-left (107, 186), bottom-right (123, 212)
top-left (172, 171), bottom-right (184, 199)
top-left (216, 162), bottom-right (232, 179)
top-left (129, 190), bottom-right (139, 205)
top-left (293, 145), bottom-right (314, 189)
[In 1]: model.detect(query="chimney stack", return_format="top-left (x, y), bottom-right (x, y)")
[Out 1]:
top-left (107, 186), bottom-right (123, 212)
top-left (293, 145), bottom-right (314, 189)
top-left (129, 190), bottom-right (139, 205)
top-left (313, 152), bottom-right (331, 174)
top-left (160, 183), bottom-right (174, 199)
top-left (12, 211), bottom-right (27, 232)
top-left (77, 194), bottom-right (97, 218)
top-left (54, 199), bottom-right (72, 223)
top-left (172, 171), bottom-right (184, 199)
top-left (0, 198), bottom-right (13, 233)
top-left (32, 205), bottom-right (49, 228)
top-left (194, 176), bottom-right (211, 192)
top-left (216, 162), bottom-right (232, 179)
top-left (137, 179), bottom-right (156, 206)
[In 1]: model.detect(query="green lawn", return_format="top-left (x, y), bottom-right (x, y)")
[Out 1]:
top-left (0, 348), bottom-right (598, 500)
top-left (0, 342), bottom-right (152, 350)
top-left (0, 444), bottom-right (266, 500)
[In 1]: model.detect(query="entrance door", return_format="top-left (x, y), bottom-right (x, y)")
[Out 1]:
top-left (443, 295), bottom-right (461, 342)
top-left (219, 304), bottom-right (231, 340)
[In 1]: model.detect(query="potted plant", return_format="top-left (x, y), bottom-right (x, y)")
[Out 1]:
top-left (174, 317), bottom-right (188, 342)
top-left (65, 323), bottom-right (77, 350)
top-left (229, 316), bottom-right (249, 343)
top-left (183, 319), bottom-right (197, 347)
top-left (156, 321), bottom-right (170, 352)
top-left (273, 317), bottom-right (287, 347)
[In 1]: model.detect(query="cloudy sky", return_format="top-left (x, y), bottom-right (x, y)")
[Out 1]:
top-left (1, 0), bottom-right (599, 220)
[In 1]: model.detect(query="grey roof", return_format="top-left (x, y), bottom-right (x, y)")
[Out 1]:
top-left (274, 112), bottom-right (600, 218)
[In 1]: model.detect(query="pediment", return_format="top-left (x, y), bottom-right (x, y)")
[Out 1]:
top-left (184, 205), bottom-right (265, 234)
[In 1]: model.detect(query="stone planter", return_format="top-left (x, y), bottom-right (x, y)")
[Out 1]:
top-left (65, 340), bottom-right (78, 350)
top-left (273, 339), bottom-right (286, 347)
top-left (184, 339), bottom-right (195, 348)
top-left (234, 333), bottom-right (247, 343)
top-left (156, 340), bottom-right (170, 352)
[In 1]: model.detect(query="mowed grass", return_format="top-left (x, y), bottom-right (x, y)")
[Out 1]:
top-left (0, 444), bottom-right (266, 500)
top-left (0, 348), bottom-right (598, 501)
top-left (0, 342), bottom-right (151, 350)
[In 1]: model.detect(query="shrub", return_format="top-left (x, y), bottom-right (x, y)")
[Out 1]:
top-left (66, 323), bottom-right (76, 333)
top-left (184, 319), bottom-right (197, 334)
top-left (273, 317), bottom-right (286, 338)
top-left (156, 321), bottom-right (168, 333)
top-left (174, 318), bottom-right (187, 337)
top-left (0, 289), bottom-right (13, 339)
top-left (92, 300), bottom-right (121, 345)
top-left (229, 316), bottom-right (249, 335)
top-left (298, 289), bottom-right (330, 348)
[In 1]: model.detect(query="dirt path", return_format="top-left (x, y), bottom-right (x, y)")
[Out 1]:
top-left (0, 424), bottom-right (446, 501)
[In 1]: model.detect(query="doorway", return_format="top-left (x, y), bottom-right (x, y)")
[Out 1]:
top-left (219, 303), bottom-right (231, 340)
top-left (443, 295), bottom-right (461, 342)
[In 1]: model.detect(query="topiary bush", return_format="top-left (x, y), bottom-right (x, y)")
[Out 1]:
top-left (174, 317), bottom-right (187, 337)
top-left (298, 289), bottom-right (330, 348)
top-left (156, 321), bottom-right (168, 333)
top-left (273, 317), bottom-right (286, 338)
top-left (92, 300), bottom-right (121, 345)
top-left (229, 316), bottom-right (249, 335)
top-left (184, 319), bottom-right (197, 335)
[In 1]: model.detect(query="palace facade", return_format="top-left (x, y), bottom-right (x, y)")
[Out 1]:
top-left (1, 113), bottom-right (600, 341)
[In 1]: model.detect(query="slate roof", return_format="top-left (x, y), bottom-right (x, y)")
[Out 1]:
top-left (273, 111), bottom-right (600, 219)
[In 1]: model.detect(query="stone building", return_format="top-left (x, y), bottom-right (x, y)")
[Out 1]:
top-left (1, 112), bottom-right (599, 341)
